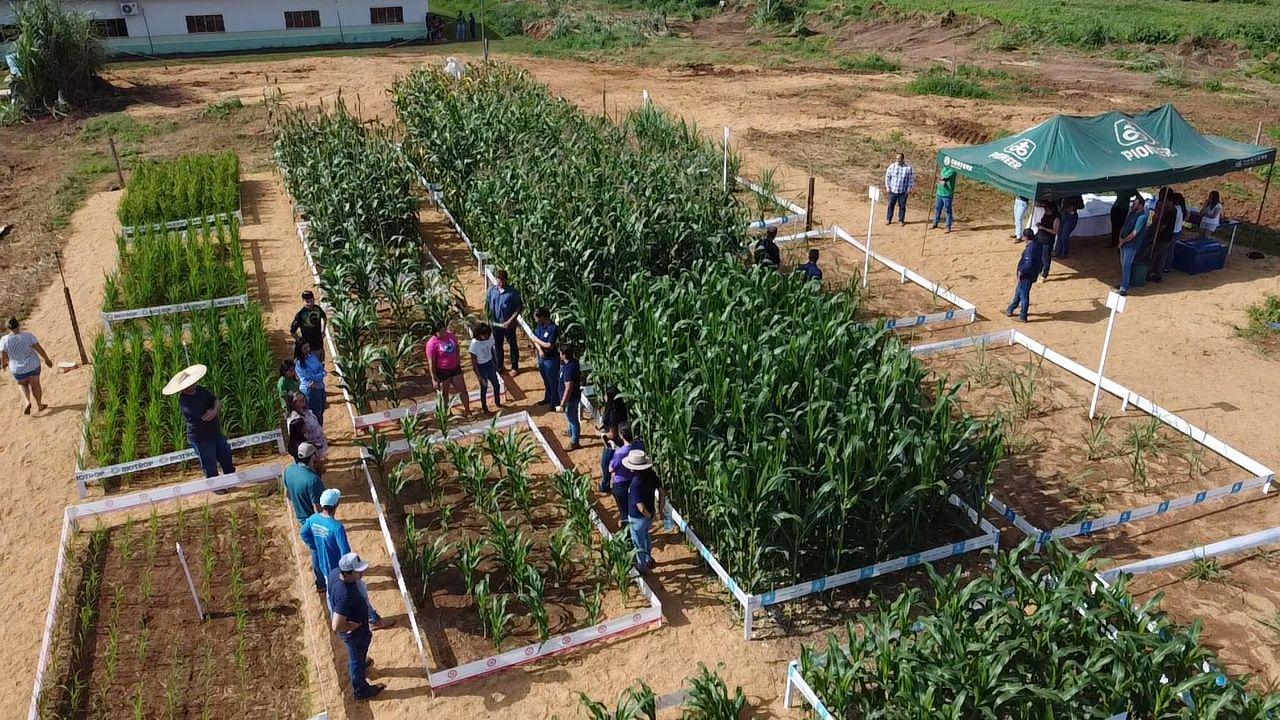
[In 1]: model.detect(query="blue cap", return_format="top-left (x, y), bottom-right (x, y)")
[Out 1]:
top-left (320, 488), bottom-right (341, 508)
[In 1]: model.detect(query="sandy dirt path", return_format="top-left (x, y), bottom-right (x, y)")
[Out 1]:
top-left (2, 191), bottom-right (119, 717)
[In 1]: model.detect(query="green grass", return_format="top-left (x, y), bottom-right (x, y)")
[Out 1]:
top-left (50, 155), bottom-right (116, 229)
top-left (836, 52), bottom-right (900, 72)
top-left (201, 96), bottom-right (244, 119)
top-left (79, 113), bottom-right (163, 143)
top-left (906, 67), bottom-right (990, 99)
top-left (1237, 294), bottom-right (1280, 350)
top-left (844, 0), bottom-right (1280, 56)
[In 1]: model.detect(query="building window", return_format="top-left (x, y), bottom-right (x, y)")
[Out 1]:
top-left (91, 18), bottom-right (130, 38)
top-left (369, 6), bottom-right (403, 24)
top-left (284, 10), bottom-right (321, 29)
top-left (185, 14), bottom-right (226, 33)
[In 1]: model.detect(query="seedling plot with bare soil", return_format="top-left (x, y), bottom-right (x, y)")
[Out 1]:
top-left (370, 412), bottom-right (661, 688)
top-left (920, 342), bottom-right (1239, 535)
top-left (32, 473), bottom-right (314, 720)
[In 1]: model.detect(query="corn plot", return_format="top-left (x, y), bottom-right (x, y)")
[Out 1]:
top-left (83, 306), bottom-right (275, 480)
top-left (393, 63), bottom-right (1002, 593)
top-left (273, 102), bottom-right (465, 412)
top-left (118, 152), bottom-right (240, 228)
top-left (795, 542), bottom-right (1280, 717)
top-left (102, 217), bottom-right (247, 313)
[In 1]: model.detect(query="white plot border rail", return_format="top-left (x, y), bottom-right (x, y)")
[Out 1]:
top-left (907, 328), bottom-right (1276, 549)
top-left (775, 225), bottom-right (978, 331)
top-left (120, 208), bottom-right (244, 238)
top-left (668, 493), bottom-right (999, 641)
top-left (73, 429), bottom-right (285, 497)
top-left (376, 411), bottom-right (664, 690)
top-left (101, 293), bottom-right (250, 330)
top-left (27, 465), bottom-right (336, 720)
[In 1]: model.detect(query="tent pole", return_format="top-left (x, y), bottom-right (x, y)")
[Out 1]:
top-left (1257, 162), bottom-right (1274, 226)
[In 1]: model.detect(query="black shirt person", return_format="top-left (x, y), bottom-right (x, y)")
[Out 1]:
top-left (163, 364), bottom-right (235, 481)
top-left (290, 290), bottom-right (328, 362)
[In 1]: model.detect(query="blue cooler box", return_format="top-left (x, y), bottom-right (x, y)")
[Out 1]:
top-left (1172, 240), bottom-right (1227, 275)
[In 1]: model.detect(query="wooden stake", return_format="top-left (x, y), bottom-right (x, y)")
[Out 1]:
top-left (805, 176), bottom-right (815, 232)
top-left (1258, 162), bottom-right (1273, 225)
top-left (54, 251), bottom-right (88, 365)
top-left (108, 137), bottom-right (124, 189)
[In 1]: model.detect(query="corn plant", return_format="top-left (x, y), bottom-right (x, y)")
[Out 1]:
top-left (579, 681), bottom-right (657, 720)
top-left (520, 567), bottom-right (550, 642)
top-left (118, 152), bottom-right (240, 226)
top-left (417, 535), bottom-right (455, 591)
top-left (798, 541), bottom-right (1280, 717)
top-left (549, 524), bottom-right (575, 583)
top-left (474, 577), bottom-right (513, 650)
top-left (1185, 557), bottom-right (1227, 584)
top-left (1005, 358), bottom-right (1041, 421)
top-left (682, 663), bottom-right (747, 720)
top-left (458, 535), bottom-right (488, 597)
top-left (363, 429), bottom-right (390, 479)
top-left (601, 532), bottom-right (636, 600)
top-left (581, 583), bottom-right (604, 626)
top-left (1084, 413), bottom-right (1113, 460)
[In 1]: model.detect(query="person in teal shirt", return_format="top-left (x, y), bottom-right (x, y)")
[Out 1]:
top-left (932, 166), bottom-right (957, 233)
top-left (300, 488), bottom-right (350, 591)
top-left (284, 442), bottom-right (325, 524)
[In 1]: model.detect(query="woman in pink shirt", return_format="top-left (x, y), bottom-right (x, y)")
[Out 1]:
top-left (425, 320), bottom-right (471, 416)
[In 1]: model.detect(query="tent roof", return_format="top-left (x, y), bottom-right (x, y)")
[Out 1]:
top-left (936, 104), bottom-right (1275, 200)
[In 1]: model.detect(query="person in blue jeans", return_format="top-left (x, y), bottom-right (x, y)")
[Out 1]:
top-left (1034, 199), bottom-right (1060, 280)
top-left (1117, 195), bottom-right (1150, 296)
top-left (530, 307), bottom-right (560, 406)
top-left (468, 323), bottom-right (503, 413)
top-left (165, 365), bottom-right (236, 480)
top-left (485, 270), bottom-right (523, 372)
top-left (624, 450), bottom-right (662, 572)
top-left (300, 488), bottom-right (350, 590)
top-left (931, 165), bottom-right (957, 233)
top-left (1054, 195), bottom-right (1081, 259)
top-left (596, 388), bottom-right (627, 493)
top-left (294, 339), bottom-right (327, 426)
top-left (1012, 196), bottom-right (1031, 239)
top-left (608, 422), bottom-right (643, 527)
top-left (883, 153), bottom-right (915, 225)
top-left (556, 345), bottom-right (582, 450)
top-left (328, 553), bottom-right (388, 701)
top-left (1006, 229), bottom-right (1040, 322)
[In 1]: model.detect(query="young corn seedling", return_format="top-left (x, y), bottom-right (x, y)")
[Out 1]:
top-left (683, 663), bottom-right (748, 720)
top-left (1083, 414), bottom-right (1113, 460)
top-left (1005, 360), bottom-right (1040, 421)
top-left (1185, 558), bottom-right (1227, 584)
top-left (1183, 432), bottom-right (1206, 479)
top-left (604, 532), bottom-right (636, 600)
top-left (363, 429), bottom-right (390, 478)
top-left (549, 524), bottom-right (575, 584)
top-left (410, 436), bottom-right (441, 501)
top-left (417, 535), bottom-right (455, 592)
top-left (581, 583), bottom-right (604, 626)
top-left (578, 681), bottom-right (657, 720)
top-left (519, 567), bottom-right (551, 643)
top-left (458, 535), bottom-right (488, 597)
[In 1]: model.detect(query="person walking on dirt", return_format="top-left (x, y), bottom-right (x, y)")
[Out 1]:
top-left (1, 317), bottom-right (53, 415)
top-left (486, 269), bottom-right (523, 372)
top-left (883, 152), bottom-right (915, 226)
top-left (294, 339), bottom-right (327, 426)
top-left (301, 488), bottom-right (350, 591)
top-left (469, 322), bottom-right (504, 413)
top-left (329, 552), bottom-right (389, 701)
top-left (1006, 229), bottom-right (1040, 322)
top-left (530, 308), bottom-right (560, 407)
top-left (290, 290), bottom-right (328, 362)
top-left (284, 441), bottom-right (325, 526)
top-left (931, 165), bottom-right (957, 233)
top-left (163, 364), bottom-right (235, 480)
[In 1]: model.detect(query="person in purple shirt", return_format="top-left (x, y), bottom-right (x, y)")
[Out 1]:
top-left (607, 421), bottom-right (644, 527)
top-left (485, 270), bottom-right (523, 372)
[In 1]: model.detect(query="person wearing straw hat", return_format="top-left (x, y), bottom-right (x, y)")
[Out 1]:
top-left (300, 488), bottom-right (350, 592)
top-left (329, 552), bottom-right (387, 701)
top-left (623, 449), bottom-right (663, 572)
top-left (284, 442), bottom-right (325, 525)
top-left (163, 364), bottom-right (235, 480)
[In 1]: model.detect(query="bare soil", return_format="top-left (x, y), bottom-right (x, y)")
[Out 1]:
top-left (40, 494), bottom-right (309, 719)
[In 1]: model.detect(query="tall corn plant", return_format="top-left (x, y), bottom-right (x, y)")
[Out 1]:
top-left (392, 63), bottom-right (1002, 594)
top-left (800, 542), bottom-right (1280, 717)
top-left (117, 152), bottom-right (240, 226)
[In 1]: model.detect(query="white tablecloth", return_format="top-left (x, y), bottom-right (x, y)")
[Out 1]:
top-left (1074, 192), bottom-right (1154, 237)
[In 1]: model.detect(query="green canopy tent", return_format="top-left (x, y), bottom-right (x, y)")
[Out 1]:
top-left (936, 104), bottom-right (1275, 220)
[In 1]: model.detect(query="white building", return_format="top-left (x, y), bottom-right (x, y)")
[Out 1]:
top-left (1, 0), bottom-right (448, 57)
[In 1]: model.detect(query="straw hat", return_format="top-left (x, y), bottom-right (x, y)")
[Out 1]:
top-left (162, 364), bottom-right (207, 396)
top-left (622, 449), bottom-right (654, 471)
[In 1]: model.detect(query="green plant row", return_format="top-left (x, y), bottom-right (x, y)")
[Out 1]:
top-left (800, 542), bottom-right (1280, 717)
top-left (84, 306), bottom-right (276, 477)
top-left (580, 662), bottom-right (747, 719)
top-left (118, 152), bottom-right (240, 227)
top-left (393, 63), bottom-right (1002, 592)
top-left (272, 101), bottom-right (466, 412)
top-left (103, 217), bottom-right (248, 312)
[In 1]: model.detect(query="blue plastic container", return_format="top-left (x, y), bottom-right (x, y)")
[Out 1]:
top-left (1172, 240), bottom-right (1226, 275)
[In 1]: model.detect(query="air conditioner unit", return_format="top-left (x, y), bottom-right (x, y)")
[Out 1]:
top-left (119, 2), bottom-right (141, 15)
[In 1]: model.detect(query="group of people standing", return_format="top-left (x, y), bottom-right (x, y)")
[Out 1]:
top-left (597, 390), bottom-right (664, 572)
top-left (754, 227), bottom-right (824, 282)
top-left (1112, 187), bottom-right (1222, 295)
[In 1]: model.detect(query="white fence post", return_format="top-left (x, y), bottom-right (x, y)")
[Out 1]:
top-left (864, 186), bottom-right (881, 289)
top-left (722, 127), bottom-right (730, 191)
top-left (1089, 291), bottom-right (1126, 419)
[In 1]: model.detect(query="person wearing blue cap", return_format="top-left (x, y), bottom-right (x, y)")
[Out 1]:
top-left (300, 488), bottom-right (349, 591)
top-left (328, 552), bottom-right (387, 701)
